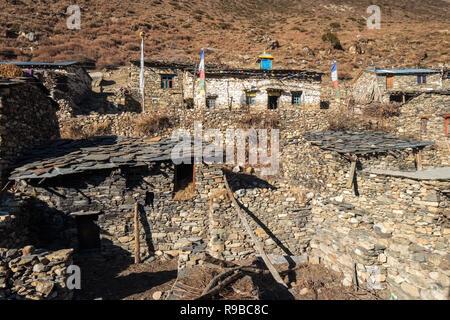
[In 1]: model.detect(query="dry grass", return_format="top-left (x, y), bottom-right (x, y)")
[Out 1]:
top-left (60, 120), bottom-right (112, 139)
top-left (326, 105), bottom-right (394, 132)
top-left (173, 180), bottom-right (195, 201)
top-left (0, 64), bottom-right (23, 78)
top-left (239, 111), bottom-right (280, 129)
top-left (364, 103), bottom-right (400, 119)
top-left (134, 113), bottom-right (173, 136)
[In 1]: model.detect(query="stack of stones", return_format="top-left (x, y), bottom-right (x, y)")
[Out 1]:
top-left (0, 246), bottom-right (74, 300)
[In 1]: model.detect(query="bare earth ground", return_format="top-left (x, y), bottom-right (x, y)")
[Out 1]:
top-left (74, 254), bottom-right (385, 300)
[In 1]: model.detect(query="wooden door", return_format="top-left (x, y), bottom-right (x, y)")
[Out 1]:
top-left (386, 76), bottom-right (394, 89)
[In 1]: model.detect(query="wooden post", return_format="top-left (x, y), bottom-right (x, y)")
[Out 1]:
top-left (134, 202), bottom-right (141, 264)
top-left (224, 175), bottom-right (289, 290)
top-left (346, 155), bottom-right (357, 189)
top-left (414, 148), bottom-right (423, 171)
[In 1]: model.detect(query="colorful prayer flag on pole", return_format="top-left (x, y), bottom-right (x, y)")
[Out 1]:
top-left (139, 32), bottom-right (146, 109)
top-left (198, 48), bottom-right (205, 94)
top-left (331, 60), bottom-right (340, 103)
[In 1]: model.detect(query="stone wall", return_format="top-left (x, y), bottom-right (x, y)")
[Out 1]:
top-left (33, 65), bottom-right (92, 119)
top-left (15, 162), bottom-right (224, 260)
top-left (0, 80), bottom-right (60, 183)
top-left (0, 246), bottom-right (74, 300)
top-left (281, 137), bottom-right (449, 300)
top-left (129, 64), bottom-right (186, 111)
top-left (394, 94), bottom-right (450, 167)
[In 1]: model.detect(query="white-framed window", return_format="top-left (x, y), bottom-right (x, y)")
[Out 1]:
top-left (206, 97), bottom-right (216, 108)
top-left (292, 92), bottom-right (302, 105)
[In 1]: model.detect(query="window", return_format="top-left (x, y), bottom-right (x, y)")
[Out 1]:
top-left (292, 92), bottom-right (303, 105)
top-left (206, 97), bottom-right (216, 108)
top-left (417, 75), bottom-right (427, 84)
top-left (246, 94), bottom-right (256, 105)
top-left (160, 75), bottom-right (174, 89)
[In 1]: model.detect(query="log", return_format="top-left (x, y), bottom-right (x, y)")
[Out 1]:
top-left (223, 175), bottom-right (288, 289)
top-left (134, 202), bottom-right (141, 264)
top-left (414, 148), bottom-right (423, 171)
top-left (346, 156), bottom-right (357, 189)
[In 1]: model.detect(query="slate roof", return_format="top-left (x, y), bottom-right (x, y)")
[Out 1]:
top-left (9, 136), bottom-right (205, 181)
top-left (0, 61), bottom-right (79, 68)
top-left (302, 131), bottom-right (434, 155)
top-left (364, 68), bottom-right (441, 75)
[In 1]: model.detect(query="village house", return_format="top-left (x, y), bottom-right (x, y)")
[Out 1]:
top-left (129, 52), bottom-right (323, 111)
top-left (352, 67), bottom-right (450, 105)
top-left (0, 61), bottom-right (92, 118)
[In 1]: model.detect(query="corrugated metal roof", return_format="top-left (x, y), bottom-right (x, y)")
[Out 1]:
top-left (364, 68), bottom-right (440, 75)
top-left (0, 61), bottom-right (78, 67)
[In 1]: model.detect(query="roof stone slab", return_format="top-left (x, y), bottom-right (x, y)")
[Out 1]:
top-left (9, 136), bottom-right (208, 181)
top-left (303, 131), bottom-right (434, 155)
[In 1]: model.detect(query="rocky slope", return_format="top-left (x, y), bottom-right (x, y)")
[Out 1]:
top-left (0, 0), bottom-right (448, 75)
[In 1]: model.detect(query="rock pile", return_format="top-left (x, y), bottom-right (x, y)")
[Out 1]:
top-left (0, 246), bottom-right (74, 300)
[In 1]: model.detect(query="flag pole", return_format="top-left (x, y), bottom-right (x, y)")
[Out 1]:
top-left (139, 31), bottom-right (146, 113)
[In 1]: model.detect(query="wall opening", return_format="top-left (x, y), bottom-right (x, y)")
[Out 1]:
top-left (75, 214), bottom-right (100, 250)
top-left (173, 163), bottom-right (196, 200)
top-left (268, 95), bottom-right (279, 109)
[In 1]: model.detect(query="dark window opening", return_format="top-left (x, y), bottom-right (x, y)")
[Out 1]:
top-left (76, 214), bottom-right (100, 250)
top-left (206, 97), bottom-right (216, 108)
top-left (246, 95), bottom-right (256, 105)
top-left (161, 75), bottom-right (174, 89)
top-left (268, 95), bottom-right (279, 109)
top-left (173, 164), bottom-right (195, 200)
top-left (320, 101), bottom-right (330, 109)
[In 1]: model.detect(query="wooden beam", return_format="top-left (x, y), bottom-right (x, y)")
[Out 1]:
top-left (346, 155), bottom-right (357, 189)
top-left (134, 202), bottom-right (141, 264)
top-left (223, 175), bottom-right (288, 289)
top-left (414, 148), bottom-right (423, 171)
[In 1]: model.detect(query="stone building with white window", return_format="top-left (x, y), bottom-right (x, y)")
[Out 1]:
top-left (129, 53), bottom-right (323, 111)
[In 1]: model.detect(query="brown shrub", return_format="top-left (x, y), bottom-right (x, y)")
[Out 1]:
top-left (327, 106), bottom-right (394, 132)
top-left (0, 64), bottom-right (23, 78)
top-left (134, 113), bottom-right (173, 136)
top-left (240, 111), bottom-right (280, 129)
top-left (60, 121), bottom-right (112, 140)
top-left (364, 103), bottom-right (400, 118)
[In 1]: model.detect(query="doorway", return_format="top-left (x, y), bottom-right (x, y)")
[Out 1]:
top-left (173, 163), bottom-right (196, 200)
top-left (268, 95), bottom-right (279, 109)
top-left (76, 214), bottom-right (100, 250)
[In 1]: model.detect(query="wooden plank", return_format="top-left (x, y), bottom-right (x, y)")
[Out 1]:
top-left (223, 175), bottom-right (288, 289)
top-left (346, 156), bottom-right (357, 189)
top-left (414, 149), bottom-right (423, 171)
top-left (134, 202), bottom-right (141, 264)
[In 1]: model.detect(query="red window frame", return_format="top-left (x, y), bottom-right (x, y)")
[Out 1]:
top-left (442, 114), bottom-right (450, 136)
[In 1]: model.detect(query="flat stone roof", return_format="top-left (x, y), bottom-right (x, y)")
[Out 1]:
top-left (303, 131), bottom-right (434, 155)
top-left (9, 136), bottom-right (205, 181)
top-left (364, 167), bottom-right (450, 181)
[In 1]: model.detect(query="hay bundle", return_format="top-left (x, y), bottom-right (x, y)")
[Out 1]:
top-left (0, 64), bottom-right (24, 78)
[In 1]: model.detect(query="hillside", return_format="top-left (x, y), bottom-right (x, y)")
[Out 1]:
top-left (0, 0), bottom-right (449, 75)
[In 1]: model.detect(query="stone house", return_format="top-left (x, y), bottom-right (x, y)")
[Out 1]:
top-left (352, 68), bottom-right (449, 104)
top-left (0, 78), bottom-right (60, 183)
top-left (129, 53), bottom-right (322, 111)
top-left (0, 61), bottom-right (92, 118)
top-left (8, 136), bottom-right (225, 259)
